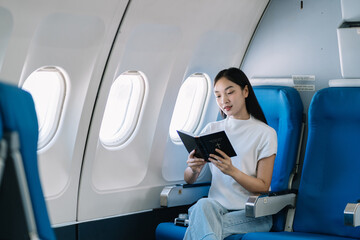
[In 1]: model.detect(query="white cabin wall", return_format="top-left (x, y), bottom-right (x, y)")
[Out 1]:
top-left (0, 0), bottom-right (130, 225)
top-left (78, 0), bottom-right (269, 222)
top-left (242, 0), bottom-right (343, 113)
top-left (0, 0), bottom-right (271, 227)
top-left (1, 0), bottom-right (349, 233)
top-left (0, 7), bottom-right (12, 73)
top-left (241, 0), bottom-right (344, 188)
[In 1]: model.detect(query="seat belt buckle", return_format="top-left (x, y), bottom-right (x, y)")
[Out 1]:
top-left (174, 213), bottom-right (189, 227)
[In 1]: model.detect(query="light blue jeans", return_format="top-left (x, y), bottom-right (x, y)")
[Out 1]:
top-left (183, 198), bottom-right (272, 240)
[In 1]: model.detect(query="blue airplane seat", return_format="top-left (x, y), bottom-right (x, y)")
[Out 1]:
top-left (156, 86), bottom-right (304, 240)
top-left (254, 86), bottom-right (303, 193)
top-left (0, 110), bottom-right (4, 184)
top-left (243, 87), bottom-right (360, 240)
top-left (0, 82), bottom-right (56, 240)
top-left (0, 108), bottom-right (2, 140)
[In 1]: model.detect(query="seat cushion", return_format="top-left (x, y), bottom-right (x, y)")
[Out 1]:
top-left (224, 233), bottom-right (245, 240)
top-left (156, 222), bottom-right (187, 240)
top-left (242, 231), bottom-right (359, 240)
top-left (155, 222), bottom-right (246, 240)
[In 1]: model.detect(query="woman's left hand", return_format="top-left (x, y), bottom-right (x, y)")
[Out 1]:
top-left (208, 148), bottom-right (236, 176)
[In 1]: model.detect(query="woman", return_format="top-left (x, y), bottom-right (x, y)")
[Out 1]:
top-left (183, 68), bottom-right (277, 240)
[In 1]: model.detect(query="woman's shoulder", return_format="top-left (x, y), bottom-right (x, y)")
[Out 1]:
top-left (251, 117), bottom-right (277, 136)
top-left (201, 119), bottom-right (226, 132)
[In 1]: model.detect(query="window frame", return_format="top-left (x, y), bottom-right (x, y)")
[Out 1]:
top-left (169, 73), bottom-right (211, 143)
top-left (99, 70), bottom-right (147, 148)
top-left (21, 66), bottom-right (68, 150)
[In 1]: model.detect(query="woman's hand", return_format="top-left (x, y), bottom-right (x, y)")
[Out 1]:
top-left (187, 150), bottom-right (206, 173)
top-left (184, 150), bottom-right (206, 184)
top-left (208, 148), bottom-right (236, 176)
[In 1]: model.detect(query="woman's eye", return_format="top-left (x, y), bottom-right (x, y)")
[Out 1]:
top-left (227, 91), bottom-right (234, 95)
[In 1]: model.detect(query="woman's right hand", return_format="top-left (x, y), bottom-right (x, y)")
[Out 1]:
top-left (186, 150), bottom-right (206, 174)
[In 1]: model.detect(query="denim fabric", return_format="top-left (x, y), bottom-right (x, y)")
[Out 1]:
top-left (184, 198), bottom-right (272, 240)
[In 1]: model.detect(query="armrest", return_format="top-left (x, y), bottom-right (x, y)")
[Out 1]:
top-left (344, 202), bottom-right (360, 227)
top-left (160, 182), bottom-right (210, 207)
top-left (245, 190), bottom-right (297, 218)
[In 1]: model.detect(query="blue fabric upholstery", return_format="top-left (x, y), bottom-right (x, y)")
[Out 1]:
top-left (243, 232), bottom-right (357, 240)
top-left (254, 86), bottom-right (304, 233)
top-left (0, 82), bottom-right (56, 240)
top-left (254, 86), bottom-right (303, 192)
top-left (243, 87), bottom-right (360, 240)
top-left (0, 105), bottom-right (3, 183)
top-left (156, 86), bottom-right (303, 240)
top-left (224, 233), bottom-right (245, 240)
top-left (156, 222), bottom-right (187, 240)
top-left (0, 109), bottom-right (2, 140)
top-left (155, 222), bottom-right (245, 240)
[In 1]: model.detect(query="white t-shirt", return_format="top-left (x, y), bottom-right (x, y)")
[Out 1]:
top-left (201, 115), bottom-right (277, 210)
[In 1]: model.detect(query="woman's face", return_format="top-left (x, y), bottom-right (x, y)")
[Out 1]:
top-left (214, 77), bottom-right (249, 119)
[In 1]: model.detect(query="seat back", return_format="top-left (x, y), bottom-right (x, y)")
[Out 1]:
top-left (0, 82), bottom-right (56, 240)
top-left (293, 87), bottom-right (360, 238)
top-left (253, 86), bottom-right (303, 232)
top-left (254, 86), bottom-right (303, 192)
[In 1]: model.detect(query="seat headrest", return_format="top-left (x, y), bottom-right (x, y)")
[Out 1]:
top-left (310, 87), bottom-right (360, 121)
top-left (250, 78), bottom-right (294, 87)
top-left (329, 79), bottom-right (360, 87)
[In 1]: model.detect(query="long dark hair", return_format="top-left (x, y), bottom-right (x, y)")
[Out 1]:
top-left (214, 67), bottom-right (267, 124)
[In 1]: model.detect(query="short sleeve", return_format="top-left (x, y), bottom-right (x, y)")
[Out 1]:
top-left (257, 127), bottom-right (277, 161)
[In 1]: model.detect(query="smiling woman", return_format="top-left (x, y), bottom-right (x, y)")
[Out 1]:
top-left (183, 68), bottom-right (277, 239)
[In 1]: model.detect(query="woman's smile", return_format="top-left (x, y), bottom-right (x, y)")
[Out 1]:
top-left (223, 106), bottom-right (232, 112)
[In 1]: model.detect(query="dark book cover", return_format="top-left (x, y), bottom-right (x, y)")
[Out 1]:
top-left (177, 130), bottom-right (237, 162)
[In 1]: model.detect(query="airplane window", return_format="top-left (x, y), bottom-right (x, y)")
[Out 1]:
top-left (22, 66), bottom-right (67, 150)
top-left (99, 71), bottom-right (146, 147)
top-left (169, 73), bottom-right (211, 142)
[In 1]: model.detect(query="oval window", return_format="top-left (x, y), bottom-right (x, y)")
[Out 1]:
top-left (22, 66), bottom-right (67, 149)
top-left (169, 73), bottom-right (211, 142)
top-left (99, 71), bottom-right (146, 147)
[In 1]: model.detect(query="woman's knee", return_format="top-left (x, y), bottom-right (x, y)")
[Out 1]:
top-left (190, 198), bottom-right (226, 216)
top-left (195, 198), bottom-right (220, 209)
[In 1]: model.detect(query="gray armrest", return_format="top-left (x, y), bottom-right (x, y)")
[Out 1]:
top-left (160, 182), bottom-right (210, 207)
top-left (245, 192), bottom-right (296, 218)
top-left (344, 203), bottom-right (360, 227)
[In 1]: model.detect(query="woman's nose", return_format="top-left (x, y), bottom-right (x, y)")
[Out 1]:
top-left (221, 95), bottom-right (229, 104)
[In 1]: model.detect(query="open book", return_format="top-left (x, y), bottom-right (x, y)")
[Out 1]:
top-left (177, 130), bottom-right (237, 162)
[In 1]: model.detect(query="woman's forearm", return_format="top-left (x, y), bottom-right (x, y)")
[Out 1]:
top-left (229, 155), bottom-right (275, 193)
top-left (229, 168), bottom-right (270, 193)
top-left (184, 167), bottom-right (200, 184)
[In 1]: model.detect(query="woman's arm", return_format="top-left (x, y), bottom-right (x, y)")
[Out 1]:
top-left (184, 150), bottom-right (207, 184)
top-left (209, 149), bottom-right (275, 193)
